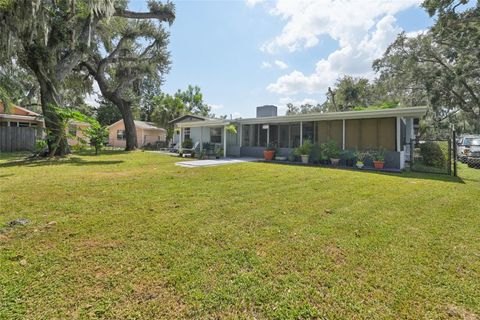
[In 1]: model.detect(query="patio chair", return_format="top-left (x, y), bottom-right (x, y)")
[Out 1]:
top-left (180, 141), bottom-right (199, 157)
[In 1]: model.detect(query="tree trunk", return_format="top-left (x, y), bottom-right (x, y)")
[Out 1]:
top-left (36, 73), bottom-right (69, 156)
top-left (119, 101), bottom-right (138, 151)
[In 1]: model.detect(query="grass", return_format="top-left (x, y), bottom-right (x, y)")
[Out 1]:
top-left (1, 150), bottom-right (479, 319)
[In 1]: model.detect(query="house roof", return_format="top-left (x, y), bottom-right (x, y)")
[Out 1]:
top-left (168, 114), bottom-right (216, 124)
top-left (0, 103), bottom-right (41, 117)
top-left (108, 119), bottom-right (166, 131)
top-left (175, 106), bottom-right (428, 128)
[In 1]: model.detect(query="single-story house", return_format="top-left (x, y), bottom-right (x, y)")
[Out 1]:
top-left (171, 105), bottom-right (427, 170)
top-left (108, 119), bottom-right (166, 148)
top-left (68, 121), bottom-right (91, 146)
top-left (0, 103), bottom-right (44, 130)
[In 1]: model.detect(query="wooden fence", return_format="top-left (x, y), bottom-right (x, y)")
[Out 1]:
top-left (0, 126), bottom-right (36, 152)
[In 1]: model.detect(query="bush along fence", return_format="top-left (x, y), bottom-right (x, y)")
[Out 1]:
top-left (410, 129), bottom-right (459, 176)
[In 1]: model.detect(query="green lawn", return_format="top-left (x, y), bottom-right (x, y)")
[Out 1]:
top-left (1, 151), bottom-right (479, 319)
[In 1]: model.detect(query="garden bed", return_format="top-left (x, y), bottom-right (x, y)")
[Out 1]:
top-left (260, 159), bottom-right (402, 173)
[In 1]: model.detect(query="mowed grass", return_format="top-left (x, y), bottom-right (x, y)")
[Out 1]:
top-left (0, 151), bottom-right (479, 319)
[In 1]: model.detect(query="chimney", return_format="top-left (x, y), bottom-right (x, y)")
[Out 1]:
top-left (256, 105), bottom-right (278, 118)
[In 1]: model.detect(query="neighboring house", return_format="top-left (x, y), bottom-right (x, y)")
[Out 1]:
top-left (0, 103), bottom-right (44, 151)
top-left (67, 121), bottom-right (91, 146)
top-left (108, 120), bottom-right (166, 148)
top-left (172, 105), bottom-right (428, 170)
top-left (0, 103), bottom-right (44, 131)
top-left (170, 114), bottom-right (216, 146)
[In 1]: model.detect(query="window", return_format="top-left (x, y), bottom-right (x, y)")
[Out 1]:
top-left (117, 130), bottom-right (126, 140)
top-left (184, 128), bottom-right (190, 140)
top-left (210, 127), bottom-right (222, 143)
top-left (242, 125), bottom-right (251, 146)
top-left (19, 122), bottom-right (30, 127)
top-left (0, 122), bottom-right (7, 127)
top-left (9, 122), bottom-right (18, 127)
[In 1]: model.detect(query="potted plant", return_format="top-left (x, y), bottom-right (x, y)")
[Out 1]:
top-left (215, 146), bottom-right (224, 159)
top-left (355, 151), bottom-right (368, 169)
top-left (340, 150), bottom-right (356, 167)
top-left (325, 140), bottom-right (340, 166)
top-left (264, 142), bottom-right (276, 161)
top-left (294, 140), bottom-right (313, 164)
top-left (372, 149), bottom-right (386, 169)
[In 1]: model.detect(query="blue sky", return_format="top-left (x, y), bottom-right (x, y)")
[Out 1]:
top-left (128, 0), bottom-right (433, 118)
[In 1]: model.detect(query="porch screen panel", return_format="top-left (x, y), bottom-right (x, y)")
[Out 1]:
top-left (290, 124), bottom-right (300, 148)
top-left (316, 121), bottom-right (328, 144)
top-left (269, 125), bottom-right (278, 145)
top-left (378, 117), bottom-right (395, 151)
top-left (279, 125), bottom-right (289, 148)
top-left (316, 121), bottom-right (342, 147)
top-left (242, 125), bottom-right (251, 146)
top-left (259, 125), bottom-right (267, 147)
top-left (359, 119), bottom-right (378, 150)
top-left (345, 119), bottom-right (360, 150)
top-left (329, 121), bottom-right (343, 148)
top-left (303, 121), bottom-right (314, 143)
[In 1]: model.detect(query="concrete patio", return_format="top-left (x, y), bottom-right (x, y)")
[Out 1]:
top-left (175, 157), bottom-right (260, 168)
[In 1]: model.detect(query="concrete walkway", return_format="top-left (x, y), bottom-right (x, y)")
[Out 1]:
top-left (175, 157), bottom-right (260, 168)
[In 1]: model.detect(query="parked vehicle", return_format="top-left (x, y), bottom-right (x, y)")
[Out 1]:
top-left (457, 135), bottom-right (480, 163)
top-left (466, 138), bottom-right (480, 169)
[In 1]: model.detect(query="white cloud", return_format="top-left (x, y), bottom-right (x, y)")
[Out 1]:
top-left (250, 0), bottom-right (422, 96)
top-left (232, 112), bottom-right (242, 119)
top-left (261, 61), bottom-right (272, 69)
top-left (245, 0), bottom-right (266, 8)
top-left (274, 60), bottom-right (288, 70)
top-left (210, 104), bottom-right (224, 110)
top-left (266, 14), bottom-right (413, 95)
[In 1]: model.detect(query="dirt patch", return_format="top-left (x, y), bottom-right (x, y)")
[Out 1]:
top-left (446, 304), bottom-right (479, 320)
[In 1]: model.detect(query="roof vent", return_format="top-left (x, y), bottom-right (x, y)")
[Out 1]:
top-left (256, 105), bottom-right (277, 118)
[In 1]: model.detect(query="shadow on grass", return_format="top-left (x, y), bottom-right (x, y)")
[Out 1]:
top-left (0, 156), bottom-right (123, 168)
top-left (260, 161), bottom-right (465, 184)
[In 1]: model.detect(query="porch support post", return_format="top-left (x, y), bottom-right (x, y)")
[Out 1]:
top-left (223, 125), bottom-right (227, 158)
top-left (300, 121), bottom-right (303, 145)
top-left (267, 125), bottom-right (270, 145)
top-left (396, 116), bottom-right (401, 152)
top-left (179, 126), bottom-right (182, 147)
top-left (342, 119), bottom-right (346, 150)
top-left (239, 124), bottom-right (242, 147)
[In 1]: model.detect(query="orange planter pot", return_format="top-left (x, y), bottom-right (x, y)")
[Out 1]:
top-left (264, 150), bottom-right (275, 161)
top-left (373, 161), bottom-right (385, 169)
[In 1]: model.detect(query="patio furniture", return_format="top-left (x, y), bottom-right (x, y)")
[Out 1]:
top-left (180, 141), bottom-right (199, 157)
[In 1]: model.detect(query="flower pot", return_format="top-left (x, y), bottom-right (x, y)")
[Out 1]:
top-left (300, 155), bottom-right (309, 164)
top-left (373, 161), bottom-right (384, 169)
top-left (356, 163), bottom-right (364, 169)
top-left (330, 158), bottom-right (340, 166)
top-left (264, 150), bottom-right (275, 161)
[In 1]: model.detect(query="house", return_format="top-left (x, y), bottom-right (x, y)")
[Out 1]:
top-left (172, 105), bottom-right (428, 170)
top-left (67, 121), bottom-right (91, 146)
top-left (108, 119), bottom-right (167, 148)
top-left (0, 103), bottom-right (44, 130)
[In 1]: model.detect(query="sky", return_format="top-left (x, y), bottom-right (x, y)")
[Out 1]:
top-left (124, 0), bottom-right (434, 118)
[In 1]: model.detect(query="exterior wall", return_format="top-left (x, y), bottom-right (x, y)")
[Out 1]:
top-left (68, 123), bottom-right (90, 146)
top-left (108, 122), bottom-right (165, 148)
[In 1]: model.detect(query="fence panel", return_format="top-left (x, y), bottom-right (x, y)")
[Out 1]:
top-left (410, 138), bottom-right (452, 175)
top-left (0, 126), bottom-right (36, 152)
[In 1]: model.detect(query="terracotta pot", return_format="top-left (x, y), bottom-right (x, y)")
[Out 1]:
top-left (330, 158), bottom-right (340, 166)
top-left (264, 150), bottom-right (275, 161)
top-left (300, 155), bottom-right (309, 164)
top-left (373, 161), bottom-right (384, 169)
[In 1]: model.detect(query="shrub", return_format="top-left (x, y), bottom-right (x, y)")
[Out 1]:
top-left (182, 138), bottom-right (193, 149)
top-left (294, 140), bottom-right (313, 156)
top-left (324, 140), bottom-right (340, 158)
top-left (420, 142), bottom-right (446, 168)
